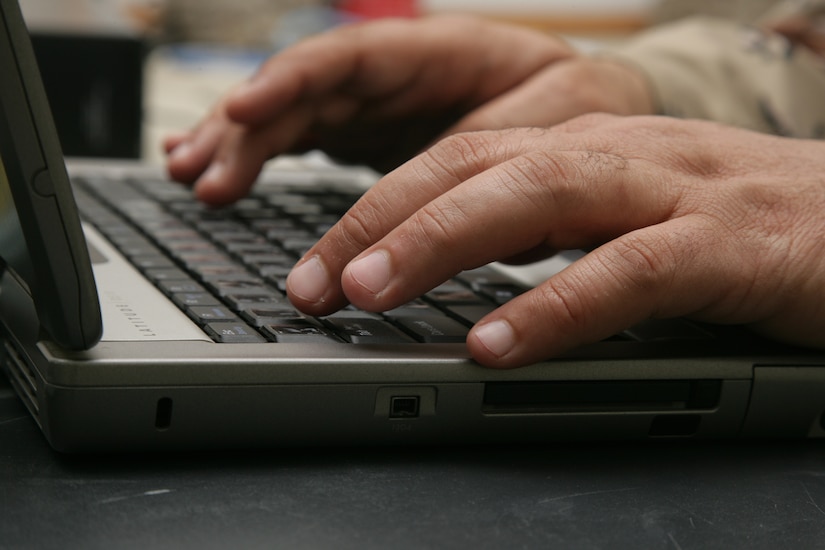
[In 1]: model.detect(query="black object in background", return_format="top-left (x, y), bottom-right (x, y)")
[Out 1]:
top-left (30, 32), bottom-right (144, 158)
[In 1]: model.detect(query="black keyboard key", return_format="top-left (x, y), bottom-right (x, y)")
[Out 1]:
top-left (163, 240), bottom-right (219, 255)
top-left (283, 203), bottom-right (325, 216)
top-left (206, 279), bottom-right (272, 297)
top-left (324, 307), bottom-right (382, 319)
top-left (261, 320), bottom-right (340, 343)
top-left (173, 292), bottom-right (222, 308)
top-left (225, 241), bottom-right (279, 255)
top-left (145, 267), bottom-right (191, 282)
top-left (187, 305), bottom-right (239, 323)
top-left (323, 317), bottom-right (414, 344)
top-left (110, 241), bottom-right (159, 259)
top-left (203, 322), bottom-right (266, 343)
top-left (264, 227), bottom-right (315, 241)
top-left (241, 253), bottom-right (294, 267)
top-left (258, 265), bottom-right (293, 279)
top-left (192, 264), bottom-right (251, 279)
top-left (426, 282), bottom-right (484, 304)
top-left (456, 267), bottom-right (514, 286)
top-left (280, 237), bottom-right (320, 256)
top-left (384, 300), bottom-right (440, 318)
top-left (176, 251), bottom-right (233, 265)
top-left (445, 304), bottom-right (496, 325)
top-left (157, 279), bottom-right (205, 295)
top-left (130, 255), bottom-right (177, 270)
top-left (393, 315), bottom-right (469, 343)
top-left (224, 292), bottom-right (287, 310)
top-left (473, 283), bottom-right (526, 305)
top-left (152, 228), bottom-right (201, 241)
top-left (242, 307), bottom-right (305, 327)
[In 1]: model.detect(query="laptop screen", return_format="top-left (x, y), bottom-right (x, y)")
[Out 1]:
top-left (0, 157), bottom-right (34, 286)
top-left (0, 0), bottom-right (101, 349)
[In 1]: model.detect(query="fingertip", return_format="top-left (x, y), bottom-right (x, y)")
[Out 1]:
top-left (286, 255), bottom-right (330, 305)
top-left (163, 131), bottom-right (190, 154)
top-left (341, 250), bottom-right (392, 308)
top-left (286, 255), bottom-right (350, 316)
top-left (192, 162), bottom-right (239, 206)
top-left (165, 141), bottom-right (197, 183)
top-left (467, 319), bottom-right (522, 368)
top-left (166, 139), bottom-right (192, 163)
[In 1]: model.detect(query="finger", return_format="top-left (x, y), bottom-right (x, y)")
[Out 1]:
top-left (467, 216), bottom-right (744, 368)
top-left (192, 105), bottom-right (314, 205)
top-left (166, 105), bottom-right (236, 185)
top-left (163, 131), bottom-right (189, 155)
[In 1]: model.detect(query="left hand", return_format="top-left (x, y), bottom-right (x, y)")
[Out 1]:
top-left (164, 15), bottom-right (652, 205)
top-left (285, 114), bottom-right (825, 367)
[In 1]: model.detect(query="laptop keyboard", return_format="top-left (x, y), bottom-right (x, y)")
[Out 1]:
top-left (71, 173), bottom-right (715, 346)
top-left (71, 174), bottom-right (530, 344)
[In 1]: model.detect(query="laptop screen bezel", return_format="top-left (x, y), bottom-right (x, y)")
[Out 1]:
top-left (0, 0), bottom-right (101, 350)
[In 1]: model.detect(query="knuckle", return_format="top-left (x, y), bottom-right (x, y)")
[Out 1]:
top-left (405, 197), bottom-right (469, 257)
top-left (524, 274), bottom-right (599, 344)
top-left (513, 150), bottom-right (575, 186)
top-left (424, 132), bottom-right (499, 176)
top-left (602, 232), bottom-right (680, 298)
top-left (536, 279), bottom-right (589, 328)
top-left (498, 151), bottom-right (576, 211)
top-left (501, 148), bottom-right (626, 210)
top-left (332, 193), bottom-right (391, 252)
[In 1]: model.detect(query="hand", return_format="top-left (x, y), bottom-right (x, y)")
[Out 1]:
top-left (285, 114), bottom-right (825, 368)
top-left (165, 15), bottom-right (653, 205)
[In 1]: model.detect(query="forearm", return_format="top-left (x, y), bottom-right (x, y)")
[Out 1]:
top-left (606, 16), bottom-right (825, 138)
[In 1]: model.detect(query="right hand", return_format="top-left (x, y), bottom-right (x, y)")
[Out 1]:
top-left (165, 15), bottom-right (654, 205)
top-left (284, 114), bottom-right (825, 368)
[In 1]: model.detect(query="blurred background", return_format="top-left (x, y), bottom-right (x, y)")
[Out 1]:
top-left (15, 0), bottom-right (777, 163)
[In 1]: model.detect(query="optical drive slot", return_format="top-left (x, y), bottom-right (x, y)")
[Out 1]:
top-left (482, 380), bottom-right (721, 414)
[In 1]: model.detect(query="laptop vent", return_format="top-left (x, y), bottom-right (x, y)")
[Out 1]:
top-left (2, 339), bottom-right (39, 419)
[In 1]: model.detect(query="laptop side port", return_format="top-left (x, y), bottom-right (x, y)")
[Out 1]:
top-left (375, 386), bottom-right (436, 419)
top-left (389, 396), bottom-right (420, 419)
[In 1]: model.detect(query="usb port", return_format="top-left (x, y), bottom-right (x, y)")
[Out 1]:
top-left (389, 396), bottom-right (420, 419)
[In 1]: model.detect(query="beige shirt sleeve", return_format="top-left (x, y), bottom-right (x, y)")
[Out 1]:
top-left (606, 14), bottom-right (825, 139)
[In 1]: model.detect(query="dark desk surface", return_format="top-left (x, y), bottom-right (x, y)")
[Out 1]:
top-left (2, 374), bottom-right (824, 550)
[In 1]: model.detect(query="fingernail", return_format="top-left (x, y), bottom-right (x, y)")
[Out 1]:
top-left (201, 161), bottom-right (225, 183)
top-left (194, 162), bottom-right (225, 195)
top-left (287, 256), bottom-right (330, 304)
top-left (168, 141), bottom-right (191, 162)
top-left (473, 320), bottom-right (516, 359)
top-left (347, 250), bottom-right (391, 296)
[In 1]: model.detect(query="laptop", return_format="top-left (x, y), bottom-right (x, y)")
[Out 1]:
top-left (2, 0), bottom-right (824, 453)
